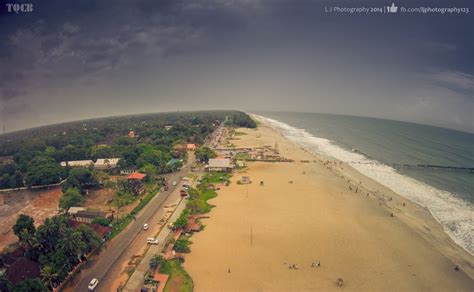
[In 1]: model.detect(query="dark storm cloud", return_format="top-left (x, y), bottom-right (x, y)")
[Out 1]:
top-left (0, 0), bottom-right (473, 132)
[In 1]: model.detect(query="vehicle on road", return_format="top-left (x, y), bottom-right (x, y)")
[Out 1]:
top-left (172, 181), bottom-right (177, 186)
top-left (147, 238), bottom-right (159, 244)
top-left (88, 278), bottom-right (99, 290)
top-left (143, 224), bottom-right (149, 230)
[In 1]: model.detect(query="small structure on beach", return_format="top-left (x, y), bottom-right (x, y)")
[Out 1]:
top-left (207, 158), bottom-right (234, 172)
top-left (241, 176), bottom-right (250, 184)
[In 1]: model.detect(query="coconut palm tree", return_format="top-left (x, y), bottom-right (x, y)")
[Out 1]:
top-left (40, 265), bottom-right (58, 289)
top-left (59, 229), bottom-right (86, 262)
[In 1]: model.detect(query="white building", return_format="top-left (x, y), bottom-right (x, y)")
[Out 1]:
top-left (60, 160), bottom-right (94, 167)
top-left (94, 158), bottom-right (121, 169)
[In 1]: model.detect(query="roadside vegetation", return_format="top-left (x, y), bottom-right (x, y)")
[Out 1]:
top-left (160, 259), bottom-right (194, 292)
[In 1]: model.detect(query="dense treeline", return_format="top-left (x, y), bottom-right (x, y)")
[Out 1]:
top-left (0, 111), bottom-right (255, 189)
top-left (0, 214), bottom-right (101, 291)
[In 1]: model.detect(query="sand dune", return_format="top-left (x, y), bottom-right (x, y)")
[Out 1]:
top-left (184, 124), bottom-right (473, 291)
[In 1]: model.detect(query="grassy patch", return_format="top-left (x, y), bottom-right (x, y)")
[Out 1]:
top-left (201, 172), bottom-right (231, 184)
top-left (110, 214), bottom-right (134, 238)
top-left (160, 259), bottom-right (194, 292)
top-left (235, 152), bottom-right (251, 160)
top-left (234, 131), bottom-right (247, 136)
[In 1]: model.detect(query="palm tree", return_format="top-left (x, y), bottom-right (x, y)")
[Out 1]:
top-left (59, 229), bottom-right (86, 261)
top-left (19, 229), bottom-right (38, 250)
top-left (40, 265), bottom-right (58, 289)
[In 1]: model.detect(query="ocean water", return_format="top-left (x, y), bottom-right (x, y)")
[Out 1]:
top-left (254, 112), bottom-right (474, 255)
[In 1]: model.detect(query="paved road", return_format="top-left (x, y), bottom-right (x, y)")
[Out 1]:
top-left (73, 157), bottom-right (195, 292)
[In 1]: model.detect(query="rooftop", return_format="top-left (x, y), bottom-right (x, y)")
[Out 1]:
top-left (208, 158), bottom-right (233, 168)
top-left (127, 172), bottom-right (147, 180)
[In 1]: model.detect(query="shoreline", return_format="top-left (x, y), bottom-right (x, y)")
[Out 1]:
top-left (184, 122), bottom-right (473, 291)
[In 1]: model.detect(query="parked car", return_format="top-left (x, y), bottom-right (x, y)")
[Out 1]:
top-left (88, 278), bottom-right (99, 290)
top-left (147, 238), bottom-right (159, 244)
top-left (143, 223), bottom-right (149, 230)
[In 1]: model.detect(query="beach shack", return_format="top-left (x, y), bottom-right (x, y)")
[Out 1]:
top-left (206, 158), bottom-right (234, 172)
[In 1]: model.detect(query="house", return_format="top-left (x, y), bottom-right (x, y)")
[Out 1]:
top-left (186, 144), bottom-right (197, 151)
top-left (128, 131), bottom-right (135, 138)
top-left (60, 160), bottom-right (94, 167)
top-left (94, 158), bottom-right (120, 169)
top-left (69, 207), bottom-right (106, 224)
top-left (6, 257), bottom-right (40, 285)
top-left (207, 158), bottom-right (234, 172)
top-left (0, 156), bottom-right (14, 165)
top-left (127, 172), bottom-right (147, 195)
top-left (164, 125), bottom-right (173, 131)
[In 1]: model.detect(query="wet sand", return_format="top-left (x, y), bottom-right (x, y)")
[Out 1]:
top-left (184, 123), bottom-right (473, 291)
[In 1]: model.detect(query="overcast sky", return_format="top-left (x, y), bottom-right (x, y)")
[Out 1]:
top-left (0, 0), bottom-right (473, 133)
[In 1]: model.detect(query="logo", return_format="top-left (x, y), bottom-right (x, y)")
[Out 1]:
top-left (6, 3), bottom-right (33, 13)
top-left (387, 3), bottom-right (398, 13)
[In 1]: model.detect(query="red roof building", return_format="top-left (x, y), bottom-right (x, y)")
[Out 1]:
top-left (127, 172), bottom-right (147, 180)
top-left (70, 221), bottom-right (112, 240)
top-left (186, 144), bottom-right (196, 151)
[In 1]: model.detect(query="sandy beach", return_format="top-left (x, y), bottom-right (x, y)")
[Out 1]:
top-left (184, 123), bottom-right (474, 291)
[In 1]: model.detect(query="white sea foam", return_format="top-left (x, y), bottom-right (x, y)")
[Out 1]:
top-left (255, 114), bottom-right (474, 255)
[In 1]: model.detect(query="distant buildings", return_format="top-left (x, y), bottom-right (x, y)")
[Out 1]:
top-left (60, 158), bottom-right (121, 169)
top-left (164, 125), bottom-right (173, 131)
top-left (60, 160), bottom-right (94, 167)
top-left (128, 130), bottom-right (136, 138)
top-left (207, 158), bottom-right (234, 172)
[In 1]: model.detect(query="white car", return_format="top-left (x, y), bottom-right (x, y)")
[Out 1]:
top-left (143, 223), bottom-right (149, 230)
top-left (172, 181), bottom-right (177, 186)
top-left (88, 278), bottom-right (99, 290)
top-left (147, 238), bottom-right (159, 244)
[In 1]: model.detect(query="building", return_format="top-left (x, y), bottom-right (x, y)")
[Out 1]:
top-left (186, 144), bottom-right (197, 151)
top-left (207, 158), bottom-right (234, 172)
top-left (128, 131), bottom-right (135, 138)
top-left (120, 169), bottom-right (137, 175)
top-left (0, 156), bottom-right (14, 165)
top-left (60, 160), bottom-right (94, 167)
top-left (164, 125), bottom-right (173, 131)
top-left (94, 158), bottom-right (121, 169)
top-left (241, 176), bottom-right (250, 184)
top-left (69, 207), bottom-right (106, 224)
top-left (127, 172), bottom-right (147, 195)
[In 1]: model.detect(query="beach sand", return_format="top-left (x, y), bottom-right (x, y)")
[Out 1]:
top-left (184, 123), bottom-right (474, 291)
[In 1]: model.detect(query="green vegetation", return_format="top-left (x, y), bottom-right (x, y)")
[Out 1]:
top-left (235, 152), bottom-right (251, 160)
top-left (7, 214), bottom-right (102, 291)
top-left (194, 146), bottom-right (216, 163)
top-left (174, 237), bottom-right (191, 253)
top-left (0, 111), bottom-right (255, 190)
top-left (149, 254), bottom-right (165, 269)
top-left (91, 217), bottom-right (110, 227)
top-left (59, 188), bottom-right (83, 211)
top-left (159, 259), bottom-right (194, 292)
top-left (173, 209), bottom-right (190, 230)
